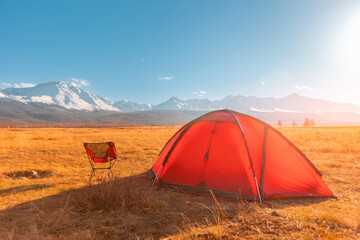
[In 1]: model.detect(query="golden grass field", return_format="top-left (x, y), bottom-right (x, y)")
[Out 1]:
top-left (0, 126), bottom-right (359, 239)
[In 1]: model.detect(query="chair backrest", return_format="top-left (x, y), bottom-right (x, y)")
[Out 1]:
top-left (84, 142), bottom-right (117, 163)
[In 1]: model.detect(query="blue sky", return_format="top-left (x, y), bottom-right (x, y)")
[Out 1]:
top-left (1, 0), bottom-right (360, 105)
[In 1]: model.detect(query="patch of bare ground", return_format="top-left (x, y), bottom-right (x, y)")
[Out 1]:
top-left (0, 126), bottom-right (359, 239)
top-left (5, 170), bottom-right (53, 180)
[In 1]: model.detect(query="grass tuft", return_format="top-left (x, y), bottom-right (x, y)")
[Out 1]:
top-left (73, 175), bottom-right (165, 212)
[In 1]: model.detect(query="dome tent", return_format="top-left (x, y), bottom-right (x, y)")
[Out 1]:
top-left (147, 109), bottom-right (333, 201)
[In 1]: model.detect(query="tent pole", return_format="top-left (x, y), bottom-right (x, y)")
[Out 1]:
top-left (228, 110), bottom-right (262, 203)
top-left (254, 176), bottom-right (262, 203)
top-left (260, 126), bottom-right (269, 198)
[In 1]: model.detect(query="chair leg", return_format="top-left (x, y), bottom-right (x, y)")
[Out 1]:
top-left (108, 169), bottom-right (113, 180)
top-left (89, 170), bottom-right (95, 183)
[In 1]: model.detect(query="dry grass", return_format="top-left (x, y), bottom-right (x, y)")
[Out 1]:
top-left (73, 176), bottom-right (166, 212)
top-left (0, 126), bottom-right (359, 239)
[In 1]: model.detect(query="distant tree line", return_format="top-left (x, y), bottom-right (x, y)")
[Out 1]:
top-left (276, 118), bottom-right (315, 127)
top-left (303, 118), bottom-right (315, 127)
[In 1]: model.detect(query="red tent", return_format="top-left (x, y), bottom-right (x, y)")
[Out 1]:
top-left (147, 109), bottom-right (334, 201)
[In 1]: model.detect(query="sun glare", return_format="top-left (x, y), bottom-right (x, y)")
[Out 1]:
top-left (336, 10), bottom-right (360, 72)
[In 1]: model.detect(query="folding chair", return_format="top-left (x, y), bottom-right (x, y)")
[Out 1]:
top-left (83, 142), bottom-right (118, 180)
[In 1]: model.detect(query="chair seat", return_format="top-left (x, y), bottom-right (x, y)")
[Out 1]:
top-left (93, 156), bottom-right (115, 163)
top-left (84, 142), bottom-right (118, 180)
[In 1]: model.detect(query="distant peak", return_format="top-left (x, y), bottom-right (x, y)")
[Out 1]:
top-left (168, 96), bottom-right (181, 101)
top-left (287, 93), bottom-right (301, 97)
top-left (37, 81), bottom-right (63, 86)
top-left (283, 93), bottom-right (311, 100)
top-left (58, 81), bottom-right (68, 86)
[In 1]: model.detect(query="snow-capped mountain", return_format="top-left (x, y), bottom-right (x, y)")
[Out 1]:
top-left (0, 81), bottom-right (119, 111)
top-left (214, 94), bottom-right (360, 113)
top-left (152, 97), bottom-right (213, 110)
top-left (1, 81), bottom-right (360, 125)
top-left (1, 81), bottom-right (360, 115)
top-left (113, 100), bottom-right (152, 111)
top-left (144, 94), bottom-right (360, 113)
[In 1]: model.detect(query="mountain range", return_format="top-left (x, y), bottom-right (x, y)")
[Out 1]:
top-left (0, 81), bottom-right (118, 111)
top-left (1, 81), bottom-right (360, 126)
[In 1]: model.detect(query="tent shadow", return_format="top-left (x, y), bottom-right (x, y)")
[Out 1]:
top-left (1, 173), bottom-right (234, 239)
top-left (261, 196), bottom-right (336, 209)
top-left (0, 173), bottom-right (336, 239)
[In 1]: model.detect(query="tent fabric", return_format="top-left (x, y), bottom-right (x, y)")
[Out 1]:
top-left (147, 109), bottom-right (333, 201)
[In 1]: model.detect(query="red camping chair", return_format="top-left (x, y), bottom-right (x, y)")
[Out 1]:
top-left (83, 142), bottom-right (118, 180)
